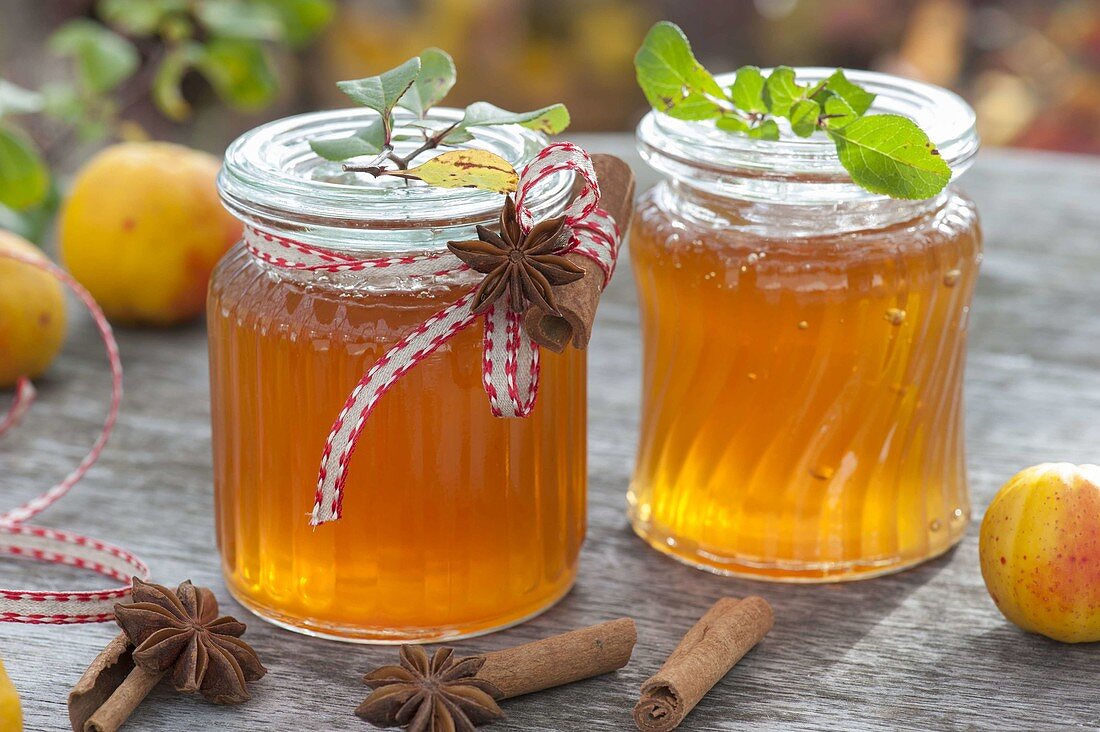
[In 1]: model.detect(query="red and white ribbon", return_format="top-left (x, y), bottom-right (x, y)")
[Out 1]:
top-left (0, 251), bottom-right (149, 623)
top-left (245, 142), bottom-right (621, 525)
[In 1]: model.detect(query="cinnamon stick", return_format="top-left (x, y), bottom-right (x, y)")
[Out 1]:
top-left (477, 617), bottom-right (636, 698)
top-left (525, 153), bottom-right (636, 352)
top-left (633, 597), bottom-right (773, 732)
top-left (68, 633), bottom-right (164, 732)
top-left (84, 666), bottom-right (164, 732)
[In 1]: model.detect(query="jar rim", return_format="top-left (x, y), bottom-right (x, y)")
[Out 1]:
top-left (218, 107), bottom-right (573, 234)
top-left (636, 68), bottom-right (980, 202)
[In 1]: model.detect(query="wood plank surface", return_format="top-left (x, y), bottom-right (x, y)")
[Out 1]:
top-left (2, 137), bottom-right (1098, 731)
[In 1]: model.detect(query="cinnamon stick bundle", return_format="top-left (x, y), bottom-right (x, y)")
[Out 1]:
top-left (633, 597), bottom-right (773, 732)
top-left (478, 617), bottom-right (637, 698)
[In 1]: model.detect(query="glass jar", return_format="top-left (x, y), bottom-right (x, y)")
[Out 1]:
top-left (210, 108), bottom-right (582, 641)
top-left (629, 70), bottom-right (982, 582)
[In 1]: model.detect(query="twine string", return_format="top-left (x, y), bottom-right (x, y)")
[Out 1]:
top-left (0, 251), bottom-right (150, 624)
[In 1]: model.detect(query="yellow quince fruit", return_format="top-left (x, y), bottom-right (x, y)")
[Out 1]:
top-left (59, 142), bottom-right (241, 326)
top-left (0, 230), bottom-right (66, 388)
top-left (0, 658), bottom-right (23, 731)
top-left (980, 463), bottom-right (1100, 643)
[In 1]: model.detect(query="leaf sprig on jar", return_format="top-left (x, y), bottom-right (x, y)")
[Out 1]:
top-left (634, 21), bottom-right (952, 200)
top-left (310, 48), bottom-right (570, 194)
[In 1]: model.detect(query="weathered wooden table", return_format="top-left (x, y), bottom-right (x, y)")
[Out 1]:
top-left (3, 138), bottom-right (1098, 731)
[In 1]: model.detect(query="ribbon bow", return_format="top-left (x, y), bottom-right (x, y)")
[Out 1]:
top-left (244, 142), bottom-right (621, 525)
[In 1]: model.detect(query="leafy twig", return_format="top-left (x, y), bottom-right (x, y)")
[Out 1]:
top-left (386, 120), bottom-right (459, 170)
top-left (309, 48), bottom-right (570, 192)
top-left (634, 21), bottom-right (952, 199)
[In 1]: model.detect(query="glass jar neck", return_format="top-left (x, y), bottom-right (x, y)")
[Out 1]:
top-left (637, 68), bottom-right (978, 235)
top-left (658, 178), bottom-right (951, 237)
top-left (218, 107), bottom-right (572, 255)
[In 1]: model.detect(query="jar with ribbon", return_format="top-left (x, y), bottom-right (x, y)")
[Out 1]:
top-left (211, 108), bottom-right (627, 641)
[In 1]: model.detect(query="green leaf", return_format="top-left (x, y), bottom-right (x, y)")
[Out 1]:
top-left (266, 0), bottom-right (334, 48)
top-left (822, 69), bottom-right (875, 116)
top-left (397, 48), bottom-right (456, 118)
top-left (0, 80), bottom-right (44, 117)
top-left (309, 119), bottom-right (385, 161)
top-left (195, 0), bottom-right (285, 41)
top-left (715, 114), bottom-right (748, 133)
top-left (747, 119), bottom-right (780, 140)
top-left (634, 21), bottom-right (726, 120)
top-left (828, 114), bottom-right (952, 199)
top-left (153, 43), bottom-right (204, 120)
top-left (729, 65), bottom-right (767, 113)
top-left (75, 112), bottom-right (112, 143)
top-left (49, 20), bottom-right (140, 94)
top-left (39, 83), bottom-right (83, 123)
top-left (0, 183), bottom-right (59, 244)
top-left (336, 57), bottom-right (421, 135)
top-left (789, 98), bottom-right (820, 137)
top-left (457, 102), bottom-right (570, 135)
top-left (0, 124), bottom-right (49, 211)
top-left (389, 149), bottom-right (517, 193)
top-left (821, 94), bottom-right (857, 129)
top-left (763, 66), bottom-right (805, 118)
top-left (160, 14), bottom-right (195, 42)
top-left (441, 127), bottom-right (474, 145)
top-left (98, 0), bottom-right (188, 36)
top-left (198, 38), bottom-right (278, 109)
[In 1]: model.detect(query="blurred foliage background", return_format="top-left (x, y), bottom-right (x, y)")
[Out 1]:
top-left (315, 0), bottom-right (1100, 155)
top-left (2, 0), bottom-right (1098, 178)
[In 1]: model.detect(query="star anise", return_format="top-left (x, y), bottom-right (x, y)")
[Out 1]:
top-left (113, 577), bottom-right (266, 705)
top-left (356, 645), bottom-right (504, 732)
top-left (448, 196), bottom-right (585, 316)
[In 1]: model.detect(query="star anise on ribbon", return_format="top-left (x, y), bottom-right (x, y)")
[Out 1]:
top-left (448, 196), bottom-right (585, 316)
top-left (356, 646), bottom-right (504, 732)
top-left (113, 577), bottom-right (266, 704)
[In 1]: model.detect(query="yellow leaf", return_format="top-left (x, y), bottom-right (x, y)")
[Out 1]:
top-left (395, 150), bottom-right (517, 193)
